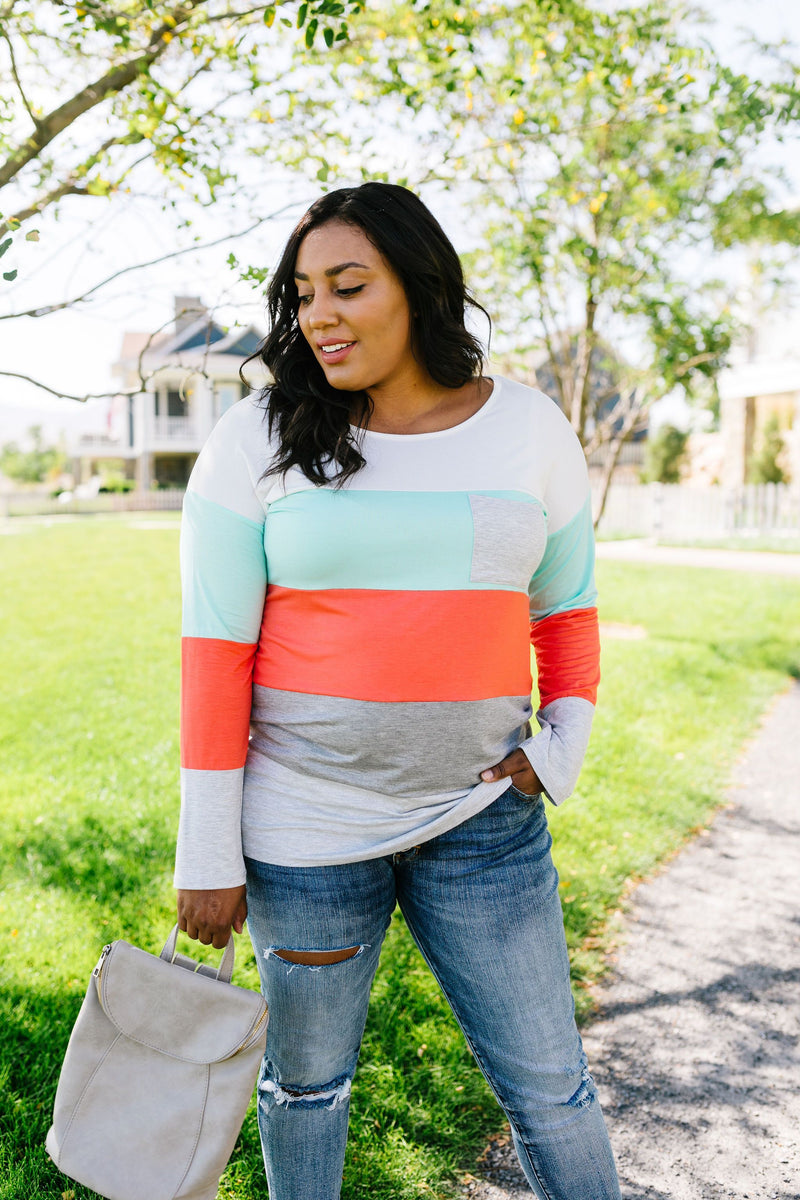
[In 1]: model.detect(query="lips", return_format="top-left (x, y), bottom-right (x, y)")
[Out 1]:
top-left (318, 341), bottom-right (356, 364)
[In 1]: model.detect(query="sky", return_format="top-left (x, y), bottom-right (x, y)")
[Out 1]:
top-left (1, 0), bottom-right (799, 448)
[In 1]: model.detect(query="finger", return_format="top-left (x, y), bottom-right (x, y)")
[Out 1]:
top-left (480, 749), bottom-right (528, 783)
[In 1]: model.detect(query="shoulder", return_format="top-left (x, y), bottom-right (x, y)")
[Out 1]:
top-left (193, 395), bottom-right (273, 475)
top-left (188, 395), bottom-right (274, 515)
top-left (209, 392), bottom-right (271, 446)
top-left (491, 375), bottom-right (582, 452)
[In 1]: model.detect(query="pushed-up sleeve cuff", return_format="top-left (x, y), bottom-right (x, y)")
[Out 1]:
top-left (173, 768), bottom-right (247, 889)
top-left (519, 695), bottom-right (595, 806)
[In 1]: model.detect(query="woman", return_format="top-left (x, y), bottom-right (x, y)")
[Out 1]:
top-left (175, 181), bottom-right (620, 1200)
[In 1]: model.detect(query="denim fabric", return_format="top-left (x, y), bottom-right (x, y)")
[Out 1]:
top-left (245, 787), bottom-right (621, 1200)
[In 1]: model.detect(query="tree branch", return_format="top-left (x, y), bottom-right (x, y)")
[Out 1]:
top-left (0, 369), bottom-right (130, 403)
top-left (591, 386), bottom-right (648, 528)
top-left (0, 202), bottom-right (303, 320)
top-left (0, 135), bottom-right (142, 238)
top-left (0, 1), bottom-right (203, 190)
top-left (203, 5), bottom-right (276, 22)
top-left (0, 23), bottom-right (39, 129)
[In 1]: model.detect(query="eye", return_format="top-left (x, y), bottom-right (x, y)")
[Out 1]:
top-left (297, 294), bottom-right (312, 307)
top-left (337, 285), bottom-right (364, 297)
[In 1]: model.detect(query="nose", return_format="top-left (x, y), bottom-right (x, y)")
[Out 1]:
top-left (306, 295), bottom-right (339, 330)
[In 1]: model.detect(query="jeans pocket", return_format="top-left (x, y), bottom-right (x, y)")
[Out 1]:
top-left (507, 782), bottom-right (543, 803)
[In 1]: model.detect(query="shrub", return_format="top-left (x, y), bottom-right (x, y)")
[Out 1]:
top-left (748, 414), bottom-right (789, 485)
top-left (642, 424), bottom-right (690, 484)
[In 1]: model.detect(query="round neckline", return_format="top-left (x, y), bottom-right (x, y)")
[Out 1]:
top-left (352, 375), bottom-right (502, 440)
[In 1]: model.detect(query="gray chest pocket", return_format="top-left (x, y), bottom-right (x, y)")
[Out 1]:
top-left (469, 494), bottom-right (547, 590)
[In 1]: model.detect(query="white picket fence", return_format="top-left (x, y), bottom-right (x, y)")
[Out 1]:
top-left (0, 488), bottom-right (185, 518)
top-left (4, 481), bottom-right (799, 540)
top-left (595, 482), bottom-right (800, 539)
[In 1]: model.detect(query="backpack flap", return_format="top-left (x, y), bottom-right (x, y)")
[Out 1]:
top-left (97, 940), bottom-right (267, 1064)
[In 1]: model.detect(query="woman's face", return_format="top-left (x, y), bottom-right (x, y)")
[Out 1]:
top-left (294, 219), bottom-right (423, 396)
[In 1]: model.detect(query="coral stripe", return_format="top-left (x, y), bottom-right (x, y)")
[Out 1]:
top-left (530, 607), bottom-right (600, 707)
top-left (181, 638), bottom-right (257, 770)
top-left (254, 586), bottom-right (532, 702)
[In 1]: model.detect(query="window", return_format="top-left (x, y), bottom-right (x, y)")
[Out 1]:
top-left (215, 382), bottom-right (242, 419)
top-left (155, 388), bottom-right (188, 417)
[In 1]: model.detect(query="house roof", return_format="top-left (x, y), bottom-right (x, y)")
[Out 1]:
top-left (157, 316), bottom-right (262, 358)
top-left (718, 355), bottom-right (800, 402)
top-left (116, 317), bottom-right (263, 368)
top-left (118, 330), bottom-right (169, 361)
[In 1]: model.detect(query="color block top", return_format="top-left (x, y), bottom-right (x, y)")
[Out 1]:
top-left (174, 375), bottom-right (600, 888)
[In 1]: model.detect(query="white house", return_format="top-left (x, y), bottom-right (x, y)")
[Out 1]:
top-left (73, 297), bottom-right (265, 489)
top-left (717, 316), bottom-right (800, 488)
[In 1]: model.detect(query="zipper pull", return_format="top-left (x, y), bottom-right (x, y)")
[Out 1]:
top-left (92, 943), bottom-right (112, 979)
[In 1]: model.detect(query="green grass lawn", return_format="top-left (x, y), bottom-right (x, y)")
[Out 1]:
top-left (1, 516), bottom-right (799, 1200)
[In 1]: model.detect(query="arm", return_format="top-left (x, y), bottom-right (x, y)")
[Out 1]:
top-left (522, 494), bottom-right (599, 803)
top-left (174, 403), bottom-right (269, 944)
top-left (482, 420), bottom-right (599, 802)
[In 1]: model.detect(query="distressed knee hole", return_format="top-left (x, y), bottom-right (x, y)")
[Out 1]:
top-left (271, 945), bottom-right (362, 966)
top-left (566, 1065), bottom-right (596, 1110)
top-left (259, 1073), bottom-right (352, 1110)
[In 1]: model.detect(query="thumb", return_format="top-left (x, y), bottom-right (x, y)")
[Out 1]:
top-left (480, 761), bottom-right (508, 783)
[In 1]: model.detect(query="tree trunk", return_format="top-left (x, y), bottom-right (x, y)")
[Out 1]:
top-left (591, 396), bottom-right (645, 529)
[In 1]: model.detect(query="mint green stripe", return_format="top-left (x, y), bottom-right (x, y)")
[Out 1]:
top-left (181, 490), bottom-right (267, 641)
top-left (265, 488), bottom-right (541, 592)
top-left (528, 495), bottom-right (597, 620)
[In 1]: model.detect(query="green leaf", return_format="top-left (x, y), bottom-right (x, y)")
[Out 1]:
top-left (26, 230), bottom-right (40, 242)
top-left (297, 2), bottom-right (308, 29)
top-left (305, 17), bottom-right (318, 47)
top-left (0, 238), bottom-right (11, 259)
top-left (324, 26), bottom-right (334, 47)
top-left (263, 6), bottom-right (276, 26)
top-left (3, 269), bottom-right (18, 281)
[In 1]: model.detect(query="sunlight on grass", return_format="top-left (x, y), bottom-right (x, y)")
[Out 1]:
top-left (1, 518), bottom-right (798, 1198)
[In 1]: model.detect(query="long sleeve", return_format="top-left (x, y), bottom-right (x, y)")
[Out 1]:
top-left (174, 401), bottom-right (269, 889)
top-left (519, 418), bottom-right (600, 805)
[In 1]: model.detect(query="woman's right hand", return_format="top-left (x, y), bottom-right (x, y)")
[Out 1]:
top-left (177, 885), bottom-right (248, 949)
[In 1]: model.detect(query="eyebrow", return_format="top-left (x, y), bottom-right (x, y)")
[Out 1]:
top-left (294, 261), bottom-right (370, 280)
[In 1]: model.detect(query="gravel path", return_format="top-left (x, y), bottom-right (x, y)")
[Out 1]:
top-left (462, 683), bottom-right (800, 1200)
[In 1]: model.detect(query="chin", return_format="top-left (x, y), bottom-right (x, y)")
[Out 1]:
top-left (321, 367), bottom-right (367, 393)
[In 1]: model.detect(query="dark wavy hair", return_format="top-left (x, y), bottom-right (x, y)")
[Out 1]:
top-left (241, 181), bottom-right (490, 486)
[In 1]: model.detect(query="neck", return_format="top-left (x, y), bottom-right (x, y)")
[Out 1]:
top-left (355, 375), bottom-right (492, 436)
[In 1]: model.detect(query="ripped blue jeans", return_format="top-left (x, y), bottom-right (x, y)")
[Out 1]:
top-left (244, 787), bottom-right (621, 1200)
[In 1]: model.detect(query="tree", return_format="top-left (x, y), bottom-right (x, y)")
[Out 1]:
top-left (0, 0), bottom-right (365, 400)
top-left (0, 423), bottom-right (65, 482)
top-left (307, 0), bottom-right (800, 519)
top-left (642, 424), bottom-right (689, 484)
top-left (748, 414), bottom-right (789, 485)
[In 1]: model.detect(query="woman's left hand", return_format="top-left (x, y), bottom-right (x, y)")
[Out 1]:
top-left (480, 748), bottom-right (542, 797)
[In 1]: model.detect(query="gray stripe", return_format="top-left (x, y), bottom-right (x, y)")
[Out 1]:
top-left (241, 757), bottom-right (513, 868)
top-left (520, 696), bottom-right (595, 806)
top-left (249, 685), bottom-right (533, 798)
top-left (174, 767), bottom-right (245, 889)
